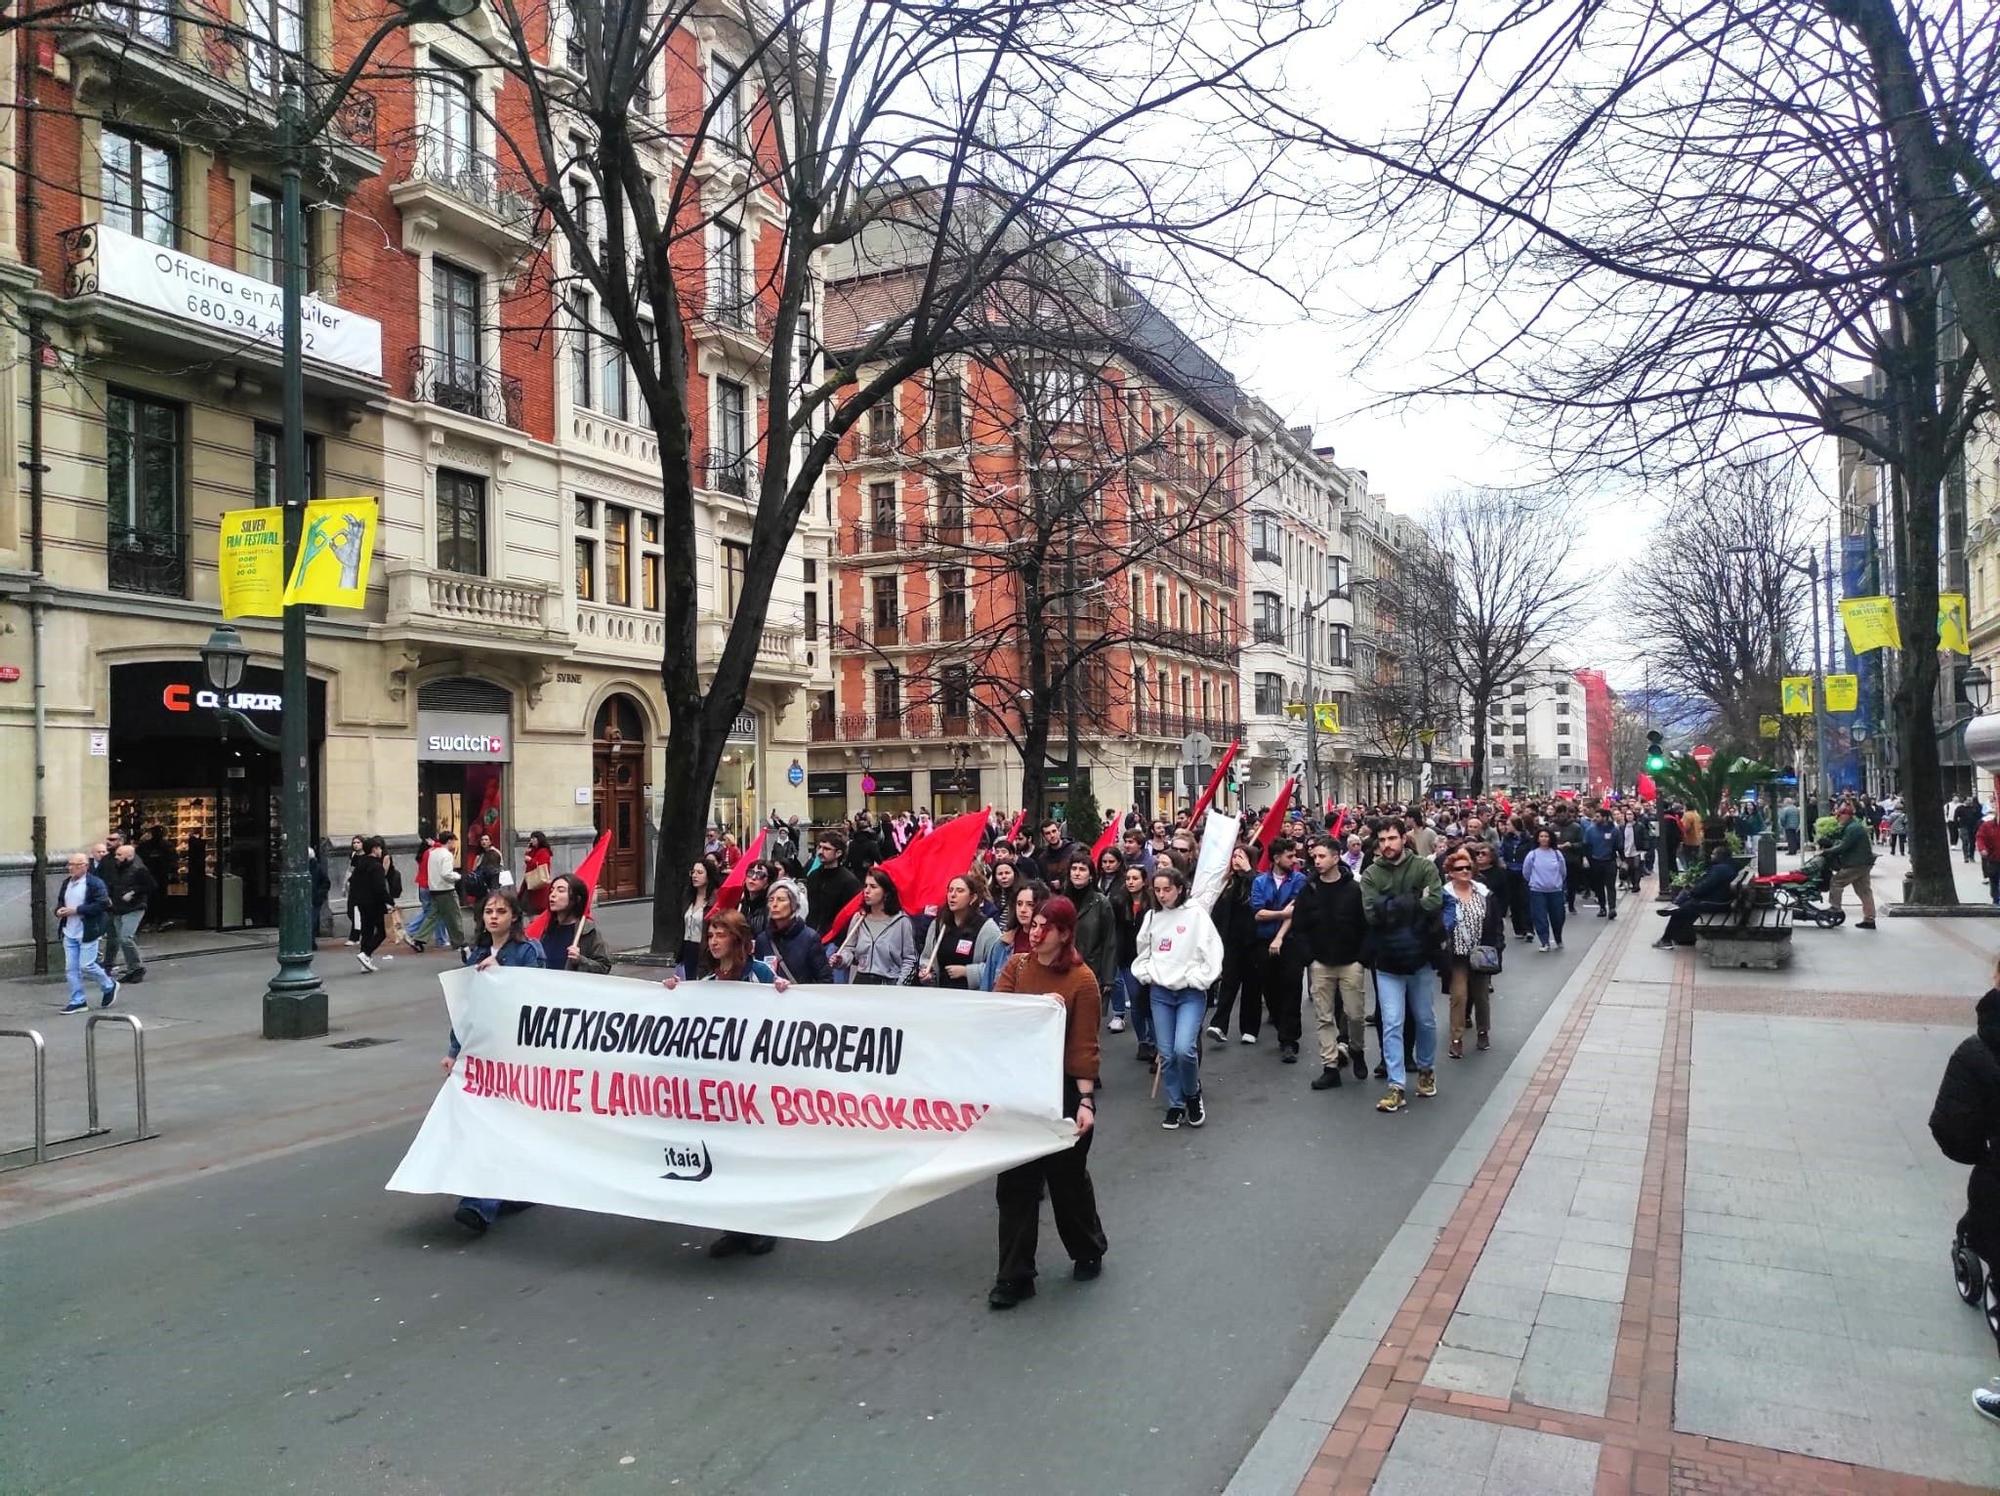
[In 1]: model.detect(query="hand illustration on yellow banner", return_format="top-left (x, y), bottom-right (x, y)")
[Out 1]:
top-left (1939, 593), bottom-right (1970, 655)
top-left (1780, 676), bottom-right (1813, 715)
top-left (282, 498), bottom-right (378, 609)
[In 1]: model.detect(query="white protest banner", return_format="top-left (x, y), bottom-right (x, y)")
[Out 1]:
top-left (1190, 810), bottom-right (1240, 913)
top-left (387, 968), bottom-right (1078, 1239)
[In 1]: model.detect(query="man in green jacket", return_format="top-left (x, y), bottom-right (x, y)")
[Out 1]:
top-left (1825, 802), bottom-right (1877, 930)
top-left (1359, 822), bottom-right (1445, 1113)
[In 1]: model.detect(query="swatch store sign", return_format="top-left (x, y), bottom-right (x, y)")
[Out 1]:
top-left (418, 710), bottom-right (512, 763)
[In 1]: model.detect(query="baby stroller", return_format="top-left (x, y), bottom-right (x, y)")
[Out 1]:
top-left (1754, 855), bottom-right (1845, 927)
top-left (1951, 1221), bottom-right (2000, 1349)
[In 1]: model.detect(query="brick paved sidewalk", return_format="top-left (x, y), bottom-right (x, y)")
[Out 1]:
top-left (1227, 880), bottom-right (2000, 1496)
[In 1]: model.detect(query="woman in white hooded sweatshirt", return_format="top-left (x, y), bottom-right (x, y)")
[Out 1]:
top-left (1131, 864), bottom-right (1225, 1130)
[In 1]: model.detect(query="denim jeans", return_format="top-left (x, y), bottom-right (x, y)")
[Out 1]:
top-left (1110, 964), bottom-right (1136, 1018)
top-left (63, 933), bottom-right (115, 1006)
top-left (402, 888), bottom-right (439, 943)
top-left (1148, 985), bottom-right (1206, 1108)
top-left (1374, 966), bottom-right (1438, 1089)
top-left (458, 1197), bottom-right (502, 1224)
top-left (1128, 970), bottom-right (1156, 1048)
top-left (103, 909), bottom-right (145, 973)
top-left (1529, 890), bottom-right (1567, 946)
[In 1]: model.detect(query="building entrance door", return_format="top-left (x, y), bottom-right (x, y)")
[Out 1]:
top-left (593, 695), bottom-right (649, 899)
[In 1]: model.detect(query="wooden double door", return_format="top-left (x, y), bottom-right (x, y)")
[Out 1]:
top-left (593, 743), bottom-right (647, 899)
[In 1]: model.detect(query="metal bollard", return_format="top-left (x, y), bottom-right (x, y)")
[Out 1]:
top-left (84, 1013), bottom-right (152, 1141)
top-left (0, 1027), bottom-right (49, 1165)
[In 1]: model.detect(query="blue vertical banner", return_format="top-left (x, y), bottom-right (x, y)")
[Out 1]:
top-left (1823, 535), bottom-right (1875, 794)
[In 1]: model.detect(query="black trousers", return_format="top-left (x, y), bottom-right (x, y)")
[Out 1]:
top-left (1506, 874), bottom-right (1532, 937)
top-left (1258, 945), bottom-right (1302, 1046)
top-left (359, 905), bottom-right (388, 958)
top-left (995, 1083), bottom-right (1107, 1283)
top-left (1212, 943), bottom-right (1263, 1036)
top-left (1593, 859), bottom-right (1618, 914)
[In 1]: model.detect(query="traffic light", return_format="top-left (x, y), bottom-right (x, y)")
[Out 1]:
top-left (1644, 730), bottom-right (1666, 773)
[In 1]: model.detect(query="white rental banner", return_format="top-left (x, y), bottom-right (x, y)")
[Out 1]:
top-left (387, 967), bottom-right (1079, 1239)
top-left (1190, 810), bottom-right (1240, 913)
top-left (75, 223), bottom-right (385, 378)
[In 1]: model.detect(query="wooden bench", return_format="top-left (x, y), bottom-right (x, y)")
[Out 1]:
top-left (1692, 867), bottom-right (1793, 970)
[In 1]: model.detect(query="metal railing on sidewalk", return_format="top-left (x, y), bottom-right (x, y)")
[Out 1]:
top-left (0, 1012), bottom-right (157, 1172)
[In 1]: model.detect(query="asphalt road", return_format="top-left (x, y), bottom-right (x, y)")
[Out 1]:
top-left (2, 912), bottom-right (1607, 1496)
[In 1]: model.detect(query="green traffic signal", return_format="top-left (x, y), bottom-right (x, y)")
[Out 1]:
top-left (1644, 753), bottom-right (1666, 772)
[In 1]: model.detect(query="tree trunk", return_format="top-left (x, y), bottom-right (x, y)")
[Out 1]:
top-left (1895, 466), bottom-right (1955, 905)
top-left (649, 696), bottom-right (729, 951)
top-left (1469, 690), bottom-right (1490, 795)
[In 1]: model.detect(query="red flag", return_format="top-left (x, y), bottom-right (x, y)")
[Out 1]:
top-left (1089, 817), bottom-right (1120, 864)
top-left (823, 808), bottom-right (990, 944)
top-left (1254, 777), bottom-right (1296, 871)
top-left (1004, 808), bottom-right (1028, 844)
top-left (1635, 771), bottom-right (1658, 802)
top-left (524, 827), bottom-right (612, 938)
top-left (1330, 809), bottom-right (1347, 842)
top-left (1186, 740), bottom-right (1241, 827)
top-left (710, 828), bottom-right (768, 912)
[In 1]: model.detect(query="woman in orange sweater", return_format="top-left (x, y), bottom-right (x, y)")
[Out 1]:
top-left (990, 895), bottom-right (1107, 1309)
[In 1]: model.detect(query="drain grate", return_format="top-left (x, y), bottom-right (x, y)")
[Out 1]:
top-left (328, 1037), bottom-right (398, 1049)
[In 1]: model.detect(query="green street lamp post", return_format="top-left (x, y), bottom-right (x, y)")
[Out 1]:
top-left (208, 0), bottom-right (479, 1039)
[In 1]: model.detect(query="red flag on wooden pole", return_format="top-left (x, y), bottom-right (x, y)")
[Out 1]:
top-left (710, 828), bottom-right (768, 912)
top-left (822, 808), bottom-right (991, 945)
top-left (523, 827), bottom-right (612, 939)
top-left (1186, 740), bottom-right (1241, 828)
top-left (1254, 778), bottom-right (1296, 871)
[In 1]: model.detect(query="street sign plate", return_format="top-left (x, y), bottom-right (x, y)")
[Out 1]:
top-left (1183, 763), bottom-right (1203, 794)
top-left (1181, 732), bottom-right (1212, 765)
top-left (1691, 744), bottom-right (1715, 768)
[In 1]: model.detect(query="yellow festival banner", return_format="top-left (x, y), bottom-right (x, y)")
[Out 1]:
top-left (1315, 703), bottom-right (1341, 734)
top-left (282, 498), bottom-right (378, 609)
top-left (1839, 595), bottom-right (1900, 653)
top-left (1758, 715), bottom-right (1780, 739)
top-left (1823, 674), bottom-right (1859, 713)
top-left (217, 507), bottom-right (285, 619)
top-left (1939, 593), bottom-right (1971, 654)
top-left (1780, 676), bottom-right (1813, 715)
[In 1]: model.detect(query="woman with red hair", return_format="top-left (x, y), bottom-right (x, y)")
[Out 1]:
top-left (988, 895), bottom-right (1107, 1309)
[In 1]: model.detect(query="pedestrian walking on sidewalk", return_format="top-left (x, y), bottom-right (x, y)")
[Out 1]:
top-left (1582, 808), bottom-right (1620, 920)
top-left (348, 838), bottom-right (393, 972)
top-left (1925, 964), bottom-right (2000, 1426)
top-left (1442, 849), bottom-right (1503, 1058)
top-left (102, 841), bottom-right (155, 982)
top-left (1131, 864), bottom-right (1223, 1129)
top-left (55, 851), bottom-right (118, 1013)
top-left (1957, 798), bottom-right (1985, 864)
top-left (1360, 823), bottom-right (1444, 1113)
top-left (1291, 835), bottom-right (1368, 1090)
top-left (990, 896), bottom-right (1107, 1308)
top-left (345, 834), bottom-right (369, 944)
top-left (1976, 818), bottom-right (2000, 906)
top-left (1522, 829), bottom-right (1568, 952)
top-left (1888, 806), bottom-right (1910, 857)
top-left (1824, 802), bottom-right (1879, 930)
top-left (446, 890), bottom-right (546, 1236)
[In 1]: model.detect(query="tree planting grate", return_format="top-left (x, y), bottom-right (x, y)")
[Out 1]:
top-left (328, 1037), bottom-right (397, 1049)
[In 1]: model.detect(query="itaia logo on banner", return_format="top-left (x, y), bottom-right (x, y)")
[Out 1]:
top-left (387, 968), bottom-right (1079, 1239)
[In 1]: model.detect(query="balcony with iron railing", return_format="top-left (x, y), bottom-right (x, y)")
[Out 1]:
top-left (692, 294), bottom-right (770, 365)
top-left (1132, 709), bottom-right (1245, 743)
top-left (61, 12), bottom-right (380, 183)
top-left (1131, 621), bottom-right (1241, 665)
top-left (407, 349), bottom-right (524, 428)
top-left (697, 448), bottom-right (759, 500)
top-left (107, 523), bottom-right (187, 599)
top-left (390, 129), bottom-right (538, 252)
top-left (817, 707), bottom-right (987, 742)
top-left (831, 613), bottom-right (974, 651)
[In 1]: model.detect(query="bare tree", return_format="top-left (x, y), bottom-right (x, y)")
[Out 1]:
top-left (1622, 459), bottom-right (1817, 746)
top-left (1424, 490), bottom-right (1591, 795)
top-left (1354, 552), bottom-right (1461, 795)
top-left (1310, 0), bottom-right (1993, 900)
top-left (412, 0), bottom-right (1312, 949)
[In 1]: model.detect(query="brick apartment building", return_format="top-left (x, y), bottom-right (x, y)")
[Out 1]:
top-left (0, 3), bottom-right (827, 965)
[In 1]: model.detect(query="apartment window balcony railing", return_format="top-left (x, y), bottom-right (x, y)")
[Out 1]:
top-left (811, 708), bottom-right (838, 742)
top-left (407, 348), bottom-right (524, 427)
top-left (1251, 622), bottom-right (1286, 646)
top-left (395, 129), bottom-right (536, 237)
top-left (705, 295), bottom-right (754, 331)
top-left (107, 524), bottom-right (187, 598)
top-left (1251, 544), bottom-right (1281, 565)
top-left (697, 448), bottom-right (758, 499)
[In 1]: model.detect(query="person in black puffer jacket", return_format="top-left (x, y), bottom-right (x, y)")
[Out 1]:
top-left (1206, 846), bottom-right (1264, 1049)
top-left (1930, 975), bottom-right (2000, 1424)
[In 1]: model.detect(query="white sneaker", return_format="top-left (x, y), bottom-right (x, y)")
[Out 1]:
top-left (379, 953), bottom-right (394, 962)
top-left (1240, 1033), bottom-right (1258, 1045)
top-left (1108, 1015), bottom-right (1126, 1033)
top-left (1207, 1025), bottom-right (1227, 1042)
top-left (356, 952), bottom-right (377, 972)
top-left (1539, 940), bottom-right (1551, 952)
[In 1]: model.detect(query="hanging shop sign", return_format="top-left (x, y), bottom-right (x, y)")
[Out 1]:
top-left (416, 708), bottom-right (512, 762)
